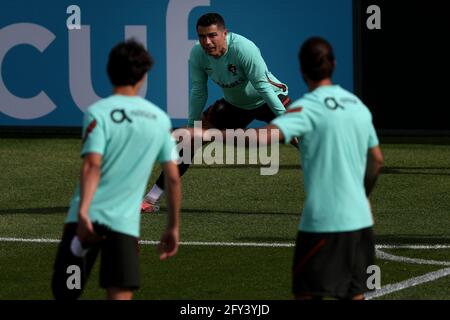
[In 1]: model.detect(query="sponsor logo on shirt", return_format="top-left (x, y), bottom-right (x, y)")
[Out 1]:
top-left (130, 110), bottom-right (157, 120)
top-left (324, 97), bottom-right (344, 110)
top-left (340, 97), bottom-right (357, 104)
top-left (110, 109), bottom-right (133, 123)
top-left (214, 77), bottom-right (245, 89)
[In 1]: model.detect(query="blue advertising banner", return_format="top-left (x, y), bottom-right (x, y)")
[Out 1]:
top-left (0, 0), bottom-right (353, 128)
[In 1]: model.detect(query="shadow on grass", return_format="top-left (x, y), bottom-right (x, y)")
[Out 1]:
top-left (184, 165), bottom-right (450, 176)
top-left (382, 167), bottom-right (450, 176)
top-left (0, 207), bottom-right (69, 215)
top-left (188, 164), bottom-right (301, 170)
top-left (160, 207), bottom-right (299, 216)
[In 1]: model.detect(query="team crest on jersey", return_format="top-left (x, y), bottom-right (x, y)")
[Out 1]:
top-left (228, 64), bottom-right (237, 76)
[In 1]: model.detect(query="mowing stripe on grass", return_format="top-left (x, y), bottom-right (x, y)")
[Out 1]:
top-left (364, 267), bottom-right (450, 300)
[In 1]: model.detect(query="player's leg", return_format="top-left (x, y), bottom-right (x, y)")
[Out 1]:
top-left (141, 112), bottom-right (214, 212)
top-left (252, 94), bottom-right (298, 147)
top-left (292, 231), bottom-right (329, 300)
top-left (51, 223), bottom-right (100, 300)
top-left (292, 228), bottom-right (376, 300)
top-left (100, 230), bottom-right (140, 300)
top-left (346, 227), bottom-right (376, 300)
top-left (142, 99), bottom-right (253, 212)
top-left (293, 230), bottom-right (360, 300)
top-left (252, 94), bottom-right (292, 123)
top-left (107, 287), bottom-right (133, 300)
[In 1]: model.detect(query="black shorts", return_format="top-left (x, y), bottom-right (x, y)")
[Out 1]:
top-left (202, 94), bottom-right (291, 130)
top-left (292, 227), bottom-right (375, 299)
top-left (51, 223), bottom-right (140, 300)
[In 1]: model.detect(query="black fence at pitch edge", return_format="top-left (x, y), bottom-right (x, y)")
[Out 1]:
top-left (353, 0), bottom-right (450, 134)
top-left (0, 126), bottom-right (82, 138)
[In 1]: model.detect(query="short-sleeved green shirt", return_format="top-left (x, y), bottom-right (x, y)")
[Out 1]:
top-left (272, 85), bottom-right (379, 232)
top-left (66, 95), bottom-right (178, 237)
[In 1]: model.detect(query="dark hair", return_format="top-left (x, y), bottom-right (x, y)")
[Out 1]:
top-left (299, 37), bottom-right (335, 81)
top-left (107, 39), bottom-right (153, 86)
top-left (196, 13), bottom-right (226, 30)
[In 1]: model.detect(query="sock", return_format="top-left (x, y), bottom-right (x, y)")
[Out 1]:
top-left (145, 185), bottom-right (164, 203)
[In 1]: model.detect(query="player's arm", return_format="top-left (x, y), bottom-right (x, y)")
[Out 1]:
top-left (158, 161), bottom-right (181, 260)
top-left (197, 104), bottom-right (310, 147)
top-left (253, 124), bottom-right (285, 145)
top-left (191, 124), bottom-right (284, 148)
top-left (239, 43), bottom-right (287, 116)
top-left (188, 49), bottom-right (208, 127)
top-left (364, 145), bottom-right (383, 196)
top-left (77, 153), bottom-right (102, 242)
top-left (157, 122), bottom-right (181, 260)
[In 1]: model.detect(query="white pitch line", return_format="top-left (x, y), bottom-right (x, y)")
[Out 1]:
top-left (142, 240), bottom-right (294, 247)
top-left (1, 237), bottom-right (450, 250)
top-left (0, 237), bottom-right (60, 243)
top-left (0, 237), bottom-right (294, 248)
top-left (364, 267), bottom-right (450, 300)
top-left (377, 244), bottom-right (450, 250)
top-left (376, 249), bottom-right (450, 266)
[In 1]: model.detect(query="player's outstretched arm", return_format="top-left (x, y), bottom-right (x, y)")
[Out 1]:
top-left (188, 124), bottom-right (285, 147)
top-left (159, 161), bottom-right (181, 260)
top-left (77, 153), bottom-right (103, 243)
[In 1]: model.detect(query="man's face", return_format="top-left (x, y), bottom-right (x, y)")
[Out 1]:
top-left (197, 24), bottom-right (227, 58)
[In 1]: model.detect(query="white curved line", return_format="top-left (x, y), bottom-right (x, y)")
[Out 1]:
top-left (365, 267), bottom-right (450, 300)
top-left (376, 249), bottom-right (450, 266)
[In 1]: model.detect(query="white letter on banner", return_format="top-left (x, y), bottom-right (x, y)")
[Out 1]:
top-left (125, 26), bottom-right (148, 98)
top-left (0, 23), bottom-right (56, 119)
top-left (166, 0), bottom-right (210, 119)
top-left (69, 25), bottom-right (148, 112)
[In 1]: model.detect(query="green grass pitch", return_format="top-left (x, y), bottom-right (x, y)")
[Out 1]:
top-left (0, 137), bottom-right (449, 299)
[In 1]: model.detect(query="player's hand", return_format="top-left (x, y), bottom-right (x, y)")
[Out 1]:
top-left (158, 227), bottom-right (179, 260)
top-left (76, 213), bottom-right (100, 243)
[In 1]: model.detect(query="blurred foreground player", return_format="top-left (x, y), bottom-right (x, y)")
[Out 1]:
top-left (200, 37), bottom-right (383, 299)
top-left (51, 40), bottom-right (180, 300)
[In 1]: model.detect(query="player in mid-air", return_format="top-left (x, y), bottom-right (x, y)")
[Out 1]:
top-left (141, 12), bottom-right (295, 213)
top-left (51, 40), bottom-right (180, 300)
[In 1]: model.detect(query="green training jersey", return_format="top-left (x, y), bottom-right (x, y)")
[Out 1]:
top-left (272, 85), bottom-right (379, 232)
top-left (188, 32), bottom-right (288, 127)
top-left (66, 95), bottom-right (177, 237)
